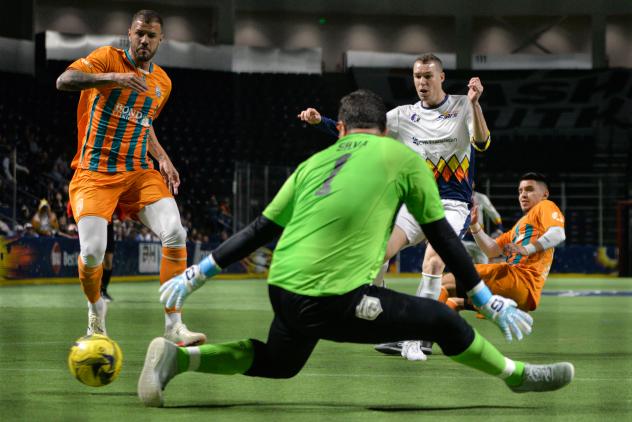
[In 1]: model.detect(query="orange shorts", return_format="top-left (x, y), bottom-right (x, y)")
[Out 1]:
top-left (475, 263), bottom-right (537, 311)
top-left (69, 168), bottom-right (172, 223)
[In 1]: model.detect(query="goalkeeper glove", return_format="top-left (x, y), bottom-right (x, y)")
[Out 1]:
top-left (468, 281), bottom-right (533, 342)
top-left (159, 255), bottom-right (221, 310)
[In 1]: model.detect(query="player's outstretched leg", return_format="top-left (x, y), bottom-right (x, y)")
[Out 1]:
top-left (161, 247), bottom-right (207, 346)
top-left (448, 329), bottom-right (574, 393)
top-left (138, 338), bottom-right (255, 407)
top-left (138, 337), bottom-right (179, 407)
top-left (508, 362), bottom-right (575, 393)
top-left (139, 197), bottom-right (207, 346)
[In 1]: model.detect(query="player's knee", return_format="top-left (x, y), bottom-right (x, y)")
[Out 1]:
top-left (80, 244), bottom-right (106, 267)
top-left (160, 218), bottom-right (187, 248)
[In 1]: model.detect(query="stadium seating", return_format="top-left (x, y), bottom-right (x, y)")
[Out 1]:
top-left (0, 64), bottom-right (627, 245)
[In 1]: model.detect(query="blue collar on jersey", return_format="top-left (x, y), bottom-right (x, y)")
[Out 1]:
top-left (420, 94), bottom-right (449, 110)
top-left (125, 49), bottom-right (154, 73)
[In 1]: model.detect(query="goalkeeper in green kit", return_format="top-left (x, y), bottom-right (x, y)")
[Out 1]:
top-left (138, 90), bottom-right (574, 407)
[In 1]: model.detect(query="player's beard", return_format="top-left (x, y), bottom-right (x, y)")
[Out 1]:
top-left (135, 46), bottom-right (156, 63)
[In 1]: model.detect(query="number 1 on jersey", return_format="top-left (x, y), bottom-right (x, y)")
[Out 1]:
top-left (315, 153), bottom-right (351, 196)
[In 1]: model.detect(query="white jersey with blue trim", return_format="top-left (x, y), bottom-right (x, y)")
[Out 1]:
top-left (386, 94), bottom-right (475, 204)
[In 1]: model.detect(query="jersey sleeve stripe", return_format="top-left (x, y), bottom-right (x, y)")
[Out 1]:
top-left (124, 96), bottom-right (153, 171)
top-left (107, 91), bottom-right (138, 172)
top-left (89, 89), bottom-right (122, 170)
top-left (79, 94), bottom-right (101, 167)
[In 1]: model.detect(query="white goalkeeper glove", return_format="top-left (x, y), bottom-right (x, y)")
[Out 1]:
top-left (159, 265), bottom-right (206, 310)
top-left (478, 295), bottom-right (533, 341)
top-left (467, 281), bottom-right (533, 342)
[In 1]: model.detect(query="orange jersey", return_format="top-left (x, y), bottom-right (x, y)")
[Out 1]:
top-left (495, 199), bottom-right (565, 297)
top-left (68, 46), bottom-right (171, 172)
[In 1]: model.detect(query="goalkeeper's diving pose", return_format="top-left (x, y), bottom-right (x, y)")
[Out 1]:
top-left (138, 89), bottom-right (574, 408)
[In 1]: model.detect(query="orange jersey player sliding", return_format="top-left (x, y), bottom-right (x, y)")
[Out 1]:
top-left (442, 172), bottom-right (566, 312)
top-left (56, 9), bottom-right (206, 346)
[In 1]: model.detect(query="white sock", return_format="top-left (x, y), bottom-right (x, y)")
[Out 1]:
top-left (186, 346), bottom-right (201, 371)
top-left (88, 297), bottom-right (106, 317)
top-left (372, 262), bottom-right (389, 287)
top-left (499, 357), bottom-right (516, 379)
top-left (165, 312), bottom-right (182, 330)
top-left (416, 273), bottom-right (442, 300)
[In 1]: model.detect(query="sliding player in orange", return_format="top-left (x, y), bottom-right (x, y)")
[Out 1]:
top-left (56, 9), bottom-right (205, 346)
top-left (441, 173), bottom-right (566, 313)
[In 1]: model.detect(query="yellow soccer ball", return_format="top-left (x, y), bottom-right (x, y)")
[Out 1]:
top-left (68, 334), bottom-right (123, 387)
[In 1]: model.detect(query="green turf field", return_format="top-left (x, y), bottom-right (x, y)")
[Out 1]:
top-left (1, 276), bottom-right (631, 421)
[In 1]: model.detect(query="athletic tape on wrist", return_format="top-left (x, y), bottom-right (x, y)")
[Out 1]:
top-left (199, 254), bottom-right (222, 278)
top-left (467, 281), bottom-right (493, 308)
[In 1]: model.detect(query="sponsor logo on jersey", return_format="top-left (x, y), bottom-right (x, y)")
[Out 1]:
top-left (411, 136), bottom-right (458, 146)
top-left (437, 111), bottom-right (458, 120)
top-left (113, 102), bottom-right (150, 126)
top-left (410, 113), bottom-right (421, 122)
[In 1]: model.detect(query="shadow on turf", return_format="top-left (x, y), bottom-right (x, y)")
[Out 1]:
top-left (167, 402), bottom-right (534, 412)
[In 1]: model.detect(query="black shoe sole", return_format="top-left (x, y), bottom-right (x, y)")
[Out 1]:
top-left (374, 345), bottom-right (403, 355)
top-left (374, 342), bottom-right (434, 356)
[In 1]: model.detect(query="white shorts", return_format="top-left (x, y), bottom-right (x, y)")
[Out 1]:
top-left (395, 199), bottom-right (470, 246)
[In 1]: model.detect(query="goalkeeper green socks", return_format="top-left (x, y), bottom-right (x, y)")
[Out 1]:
top-left (176, 339), bottom-right (254, 375)
top-left (450, 330), bottom-right (525, 387)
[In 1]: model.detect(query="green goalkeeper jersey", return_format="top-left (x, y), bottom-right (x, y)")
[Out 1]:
top-left (263, 133), bottom-right (445, 296)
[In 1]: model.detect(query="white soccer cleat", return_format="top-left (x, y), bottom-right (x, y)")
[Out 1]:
top-left (509, 362), bottom-right (575, 393)
top-left (164, 322), bottom-right (206, 347)
top-left (138, 337), bottom-right (179, 407)
top-left (87, 299), bottom-right (107, 336)
top-left (401, 340), bottom-right (427, 361)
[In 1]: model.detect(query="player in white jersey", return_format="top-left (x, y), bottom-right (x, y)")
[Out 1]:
top-left (464, 190), bottom-right (504, 264)
top-left (298, 54), bottom-right (491, 359)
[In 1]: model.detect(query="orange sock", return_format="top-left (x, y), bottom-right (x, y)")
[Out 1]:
top-left (78, 258), bottom-right (103, 303)
top-left (160, 247), bottom-right (187, 314)
top-left (438, 286), bottom-right (449, 303)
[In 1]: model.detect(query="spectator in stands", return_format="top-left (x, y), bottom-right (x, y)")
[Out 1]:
top-left (136, 227), bottom-right (155, 242)
top-left (50, 155), bottom-right (70, 185)
top-left (217, 197), bottom-right (233, 240)
top-left (31, 198), bottom-right (59, 236)
top-left (27, 128), bottom-right (39, 155)
top-left (51, 191), bottom-right (66, 219)
top-left (58, 223), bottom-right (79, 239)
top-left (22, 222), bottom-right (39, 238)
top-left (19, 204), bottom-right (31, 223)
top-left (13, 224), bottom-right (24, 237)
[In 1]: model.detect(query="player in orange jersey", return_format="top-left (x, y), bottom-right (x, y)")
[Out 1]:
top-left (56, 10), bottom-right (205, 346)
top-left (441, 172), bottom-right (566, 313)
